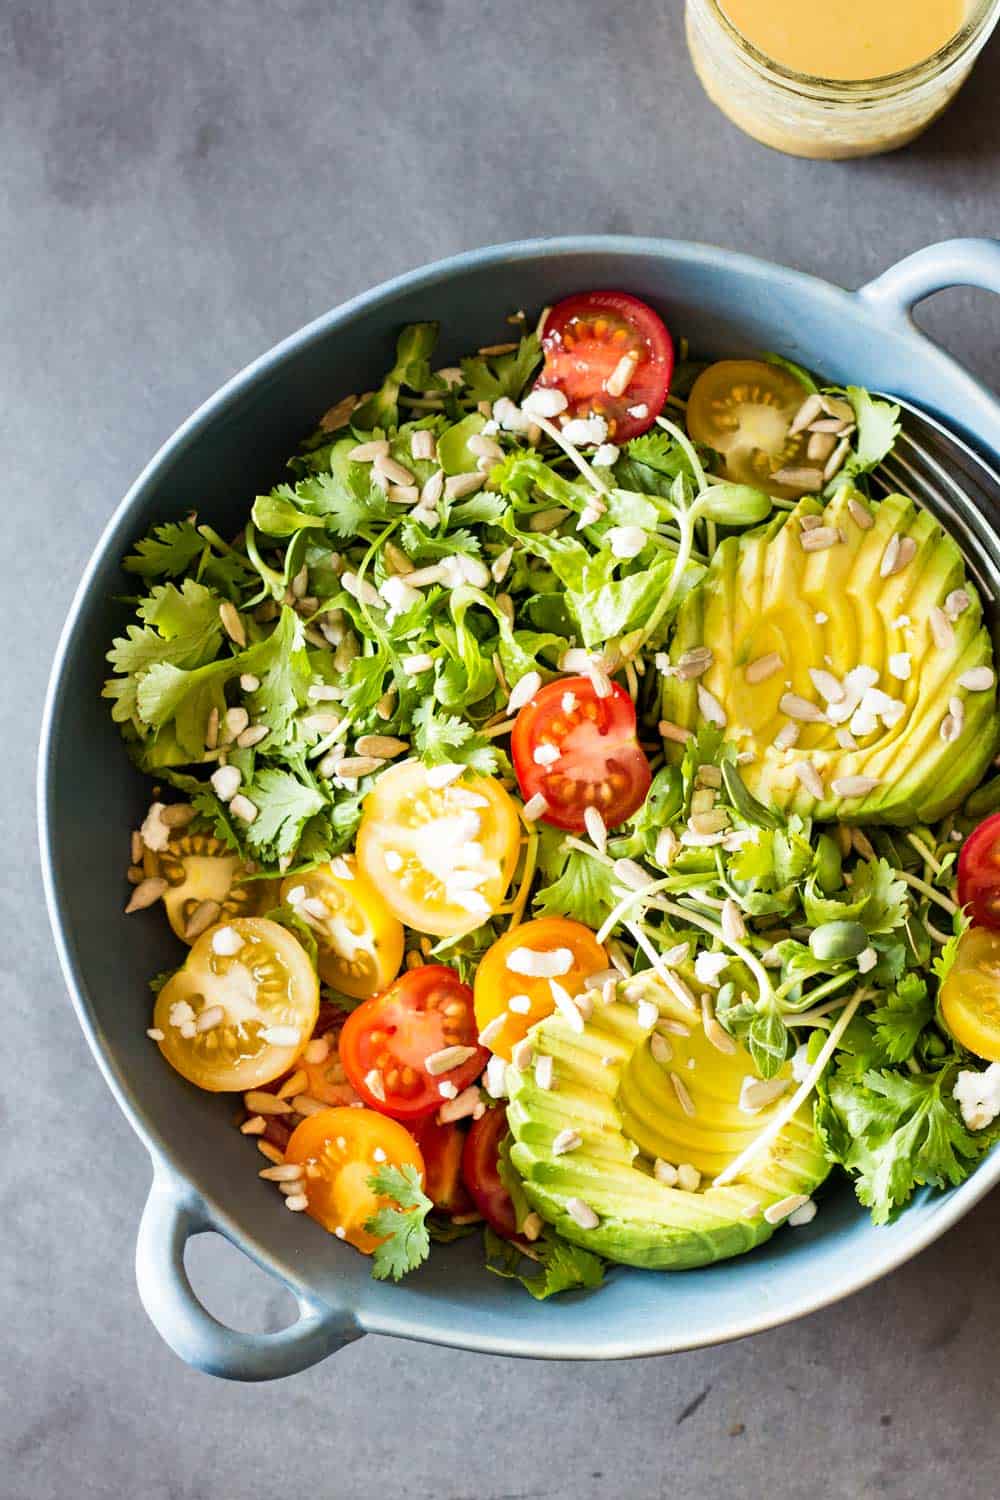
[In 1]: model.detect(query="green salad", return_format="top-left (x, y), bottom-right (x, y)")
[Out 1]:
top-left (106, 289), bottom-right (1000, 1298)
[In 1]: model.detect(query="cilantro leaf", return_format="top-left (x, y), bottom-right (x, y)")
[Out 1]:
top-left (533, 830), bottom-right (617, 930)
top-left (825, 1066), bottom-right (983, 1224)
top-left (460, 334), bottom-right (541, 405)
top-left (845, 388), bottom-right (901, 477)
top-left (869, 974), bottom-right (933, 1063)
top-left (802, 858), bottom-right (907, 935)
top-left (123, 519), bottom-right (207, 578)
top-left (364, 1164), bottom-right (433, 1282)
top-left (411, 697), bottom-right (498, 772)
top-left (484, 1227), bottom-right (606, 1300)
top-left (243, 768), bottom-right (326, 859)
top-left (352, 322), bottom-right (439, 430)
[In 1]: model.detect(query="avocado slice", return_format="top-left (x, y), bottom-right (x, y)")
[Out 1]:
top-left (661, 486), bottom-right (1000, 824)
top-left (506, 984), bottom-right (828, 1270)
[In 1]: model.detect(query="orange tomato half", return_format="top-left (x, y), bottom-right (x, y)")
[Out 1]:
top-left (473, 916), bottom-right (608, 1060)
top-left (283, 1106), bottom-right (425, 1254)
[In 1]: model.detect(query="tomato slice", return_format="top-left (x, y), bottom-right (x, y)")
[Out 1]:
top-left (685, 359), bottom-right (813, 500)
top-left (534, 291), bottom-right (673, 442)
top-left (414, 1117), bottom-right (475, 1216)
top-left (461, 1107), bottom-right (524, 1240)
top-left (339, 964), bottom-right (487, 1120)
top-left (280, 857), bottom-right (404, 999)
top-left (144, 830), bottom-right (279, 944)
top-left (511, 675), bottom-right (650, 831)
top-left (957, 814), bottom-right (1000, 930)
top-left (153, 917), bottom-right (319, 1091)
top-left (939, 926), bottom-right (1000, 1061)
top-left (284, 1106), bottom-right (425, 1252)
top-left (355, 761), bottom-right (522, 938)
top-left (474, 916), bottom-right (608, 1061)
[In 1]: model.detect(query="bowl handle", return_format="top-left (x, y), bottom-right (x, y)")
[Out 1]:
top-left (136, 1164), bottom-right (362, 1380)
top-left (857, 238), bottom-right (1000, 320)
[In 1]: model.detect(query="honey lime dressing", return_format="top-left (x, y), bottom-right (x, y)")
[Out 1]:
top-left (720, 0), bottom-right (968, 80)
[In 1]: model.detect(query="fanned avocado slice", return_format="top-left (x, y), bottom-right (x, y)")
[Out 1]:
top-left (661, 486), bottom-right (1000, 824)
top-left (506, 985), bottom-right (828, 1270)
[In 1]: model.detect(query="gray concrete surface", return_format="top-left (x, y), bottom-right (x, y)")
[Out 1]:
top-left (5, 2), bottom-right (1000, 1495)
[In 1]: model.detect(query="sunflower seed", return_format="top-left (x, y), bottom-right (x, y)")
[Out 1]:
top-left (764, 1193), bottom-right (809, 1225)
top-left (259, 1163), bottom-right (304, 1182)
top-left (941, 706), bottom-right (964, 742)
top-left (779, 693), bottom-right (826, 723)
top-left (851, 828), bottom-right (877, 860)
top-left (772, 467), bottom-right (824, 493)
top-left (675, 646), bottom-right (714, 680)
top-left (658, 719), bottom-right (693, 744)
top-left (229, 795), bottom-right (258, 824)
top-left (831, 775), bottom-right (880, 797)
top-left (124, 877), bottom-right (167, 913)
top-left (774, 721), bottom-right (800, 750)
top-left (320, 394), bottom-right (356, 431)
top-left (257, 1140), bottom-right (285, 1165)
top-left (584, 805), bottom-right (607, 854)
top-left (819, 395), bottom-right (855, 422)
top-left (808, 668), bottom-right (844, 704)
top-left (745, 652), bottom-right (783, 684)
top-left (740, 1075), bottom-right (790, 1113)
top-left (847, 496), bottom-right (874, 529)
top-left (445, 471), bottom-right (486, 499)
top-left (958, 667), bottom-right (995, 692)
top-left (355, 734), bottom-right (408, 758)
top-left (240, 1115), bottom-right (266, 1135)
top-left (244, 1091), bottom-right (292, 1116)
top-left (880, 534), bottom-right (917, 577)
top-left (330, 756), bottom-right (384, 779)
top-left (793, 761), bottom-right (825, 800)
top-left (721, 897), bottom-right (747, 943)
top-left (823, 437), bottom-right (851, 482)
top-left (670, 1072), bottom-right (696, 1116)
top-left (468, 433), bottom-right (504, 462)
top-left (183, 899), bottom-right (221, 940)
top-left (654, 1158), bottom-right (678, 1186)
top-left (676, 1163), bottom-right (701, 1192)
top-left (789, 394), bottom-right (823, 435)
top-left (929, 606), bottom-right (955, 650)
top-left (806, 431), bottom-right (837, 464)
top-left (944, 589), bottom-right (970, 621)
top-left (348, 439), bottom-right (390, 462)
top-left (605, 350), bottom-right (639, 397)
top-left (697, 685), bottom-right (727, 727)
top-left (237, 725), bottom-right (270, 749)
top-left (799, 525), bottom-right (841, 552)
top-left (508, 670), bottom-right (542, 712)
top-left (650, 1033), bottom-right (673, 1065)
top-left (219, 601), bottom-right (246, 647)
top-left (552, 1128), bottom-right (582, 1156)
top-left (566, 1198), bottom-right (599, 1230)
top-left (420, 468), bottom-right (444, 507)
top-left (373, 454), bottom-right (415, 486)
top-left (425, 1045), bottom-right (478, 1076)
top-left (411, 429), bottom-right (437, 461)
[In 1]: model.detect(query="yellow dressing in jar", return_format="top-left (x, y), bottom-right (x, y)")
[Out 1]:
top-left (720, 0), bottom-right (967, 82)
top-left (686, 0), bottom-right (1000, 158)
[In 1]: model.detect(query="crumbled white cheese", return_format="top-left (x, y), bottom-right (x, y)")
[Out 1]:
top-left (561, 415), bottom-right (609, 447)
top-left (532, 742), bottom-right (561, 767)
top-left (954, 1063), bottom-right (1000, 1130)
top-left (506, 946), bottom-right (574, 978)
top-left (380, 574), bottom-right (423, 622)
top-left (522, 387), bottom-right (568, 419)
top-left (627, 403), bottom-right (648, 420)
top-left (694, 952), bottom-right (729, 988)
top-left (492, 396), bottom-right (532, 432)
top-left (857, 946), bottom-right (878, 974)
top-left (892, 614), bottom-right (911, 629)
top-left (211, 926), bottom-right (244, 957)
top-left (607, 525), bottom-right (648, 560)
top-left (139, 802), bottom-right (172, 852)
top-left (592, 442), bottom-right (620, 468)
top-left (814, 611), bottom-right (828, 625)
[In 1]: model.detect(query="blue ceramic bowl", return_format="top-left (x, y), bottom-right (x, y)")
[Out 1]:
top-left (39, 236), bottom-right (1000, 1380)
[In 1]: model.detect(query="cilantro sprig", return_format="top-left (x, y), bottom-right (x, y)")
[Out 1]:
top-left (364, 1165), bottom-right (434, 1282)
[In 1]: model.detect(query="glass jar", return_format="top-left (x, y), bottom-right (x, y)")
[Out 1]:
top-left (686, 0), bottom-right (1000, 159)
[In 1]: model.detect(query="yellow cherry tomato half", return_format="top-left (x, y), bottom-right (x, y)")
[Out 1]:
top-left (355, 761), bottom-right (522, 938)
top-left (473, 916), bottom-right (608, 1061)
top-left (280, 857), bottom-right (404, 1000)
top-left (686, 358), bottom-right (812, 499)
top-left (284, 1106), bottom-right (425, 1253)
top-left (144, 829), bottom-right (279, 944)
top-left (939, 925), bottom-right (1000, 1062)
top-left (153, 917), bottom-right (319, 1091)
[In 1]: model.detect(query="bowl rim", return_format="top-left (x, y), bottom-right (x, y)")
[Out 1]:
top-left (37, 234), bottom-right (1000, 1358)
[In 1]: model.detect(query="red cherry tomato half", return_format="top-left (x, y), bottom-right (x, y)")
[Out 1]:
top-left (461, 1106), bottom-right (520, 1240)
top-left (511, 675), bottom-right (651, 832)
top-left (415, 1118), bottom-right (475, 1216)
top-left (534, 291), bottom-right (673, 442)
top-left (339, 965), bottom-right (487, 1121)
top-left (958, 814), bottom-right (1000, 929)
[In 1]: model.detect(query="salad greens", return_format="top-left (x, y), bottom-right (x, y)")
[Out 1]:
top-left (107, 309), bottom-right (1000, 1291)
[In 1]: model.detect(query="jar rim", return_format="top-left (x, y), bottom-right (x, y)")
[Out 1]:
top-left (701, 0), bottom-right (1000, 92)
